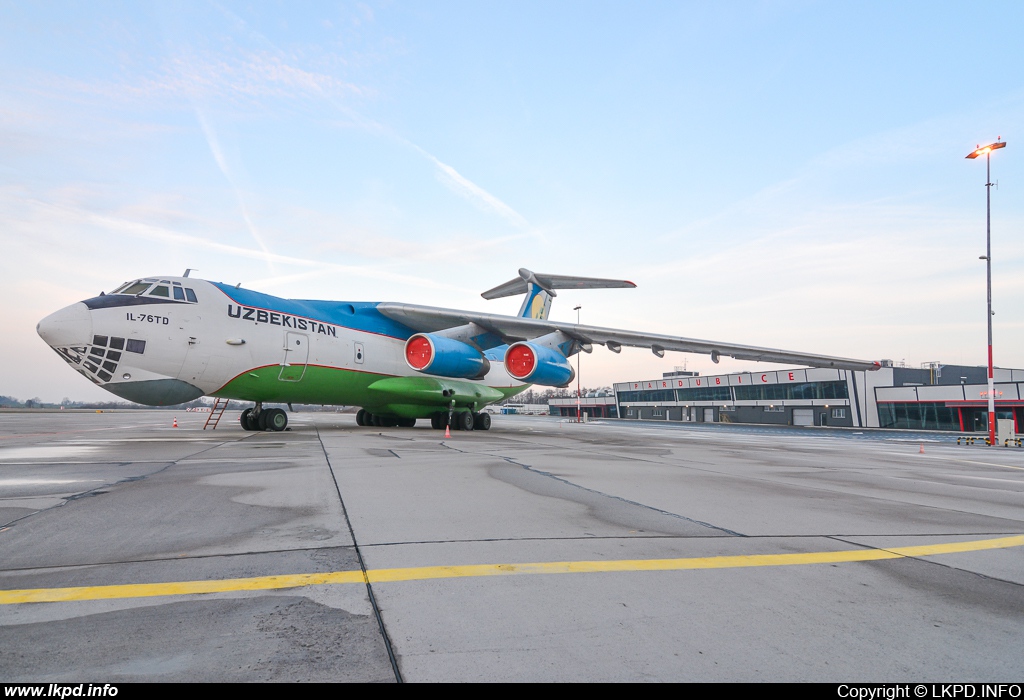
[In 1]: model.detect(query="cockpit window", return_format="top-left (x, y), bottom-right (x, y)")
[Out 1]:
top-left (107, 279), bottom-right (196, 301)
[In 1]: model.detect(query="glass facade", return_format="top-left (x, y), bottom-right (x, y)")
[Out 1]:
top-left (676, 386), bottom-right (732, 402)
top-left (734, 381), bottom-right (848, 401)
top-left (877, 402), bottom-right (960, 430)
top-left (617, 388), bottom-right (675, 403)
top-left (619, 380), bottom-right (848, 404)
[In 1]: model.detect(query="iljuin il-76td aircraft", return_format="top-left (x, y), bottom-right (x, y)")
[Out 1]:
top-left (36, 269), bottom-right (881, 432)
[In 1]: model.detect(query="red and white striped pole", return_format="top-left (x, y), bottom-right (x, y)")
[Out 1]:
top-left (967, 139), bottom-right (1006, 446)
top-left (986, 148), bottom-right (995, 446)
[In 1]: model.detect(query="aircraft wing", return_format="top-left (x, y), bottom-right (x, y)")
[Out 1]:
top-left (375, 303), bottom-right (881, 371)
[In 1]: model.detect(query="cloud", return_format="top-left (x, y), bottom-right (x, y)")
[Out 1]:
top-left (25, 47), bottom-right (365, 109)
top-left (6, 14), bottom-right (532, 239)
top-left (15, 195), bottom-right (475, 295)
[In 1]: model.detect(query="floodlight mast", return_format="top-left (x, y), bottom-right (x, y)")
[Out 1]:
top-left (966, 139), bottom-right (1007, 446)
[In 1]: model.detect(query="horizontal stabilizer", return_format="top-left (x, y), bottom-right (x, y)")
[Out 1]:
top-left (481, 268), bottom-right (636, 300)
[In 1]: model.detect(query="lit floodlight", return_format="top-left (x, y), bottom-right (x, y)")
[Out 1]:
top-left (966, 140), bottom-right (1005, 159)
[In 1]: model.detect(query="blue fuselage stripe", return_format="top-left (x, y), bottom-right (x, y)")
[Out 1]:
top-left (211, 282), bottom-right (415, 339)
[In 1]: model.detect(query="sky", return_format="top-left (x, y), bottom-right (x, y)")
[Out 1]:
top-left (2, 1), bottom-right (1023, 402)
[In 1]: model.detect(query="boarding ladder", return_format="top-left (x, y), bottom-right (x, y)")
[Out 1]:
top-left (203, 398), bottom-right (230, 430)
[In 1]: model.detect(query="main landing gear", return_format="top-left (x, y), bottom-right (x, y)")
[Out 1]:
top-left (356, 409), bottom-right (416, 428)
top-left (355, 408), bottom-right (491, 430)
top-left (428, 411), bottom-right (490, 431)
top-left (240, 403), bottom-right (288, 432)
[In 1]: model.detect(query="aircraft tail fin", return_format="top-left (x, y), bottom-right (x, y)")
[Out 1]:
top-left (481, 268), bottom-right (636, 321)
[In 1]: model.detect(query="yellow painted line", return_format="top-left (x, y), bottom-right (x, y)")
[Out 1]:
top-left (0, 571), bottom-right (365, 605)
top-left (2, 535), bottom-right (1022, 605)
top-left (365, 534), bottom-right (1024, 581)
top-left (954, 458), bottom-right (1024, 472)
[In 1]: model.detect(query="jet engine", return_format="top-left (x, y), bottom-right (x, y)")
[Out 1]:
top-left (504, 341), bottom-right (575, 387)
top-left (405, 333), bottom-right (491, 380)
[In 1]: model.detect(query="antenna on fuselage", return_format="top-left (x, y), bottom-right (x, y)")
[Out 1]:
top-left (183, 268), bottom-right (197, 278)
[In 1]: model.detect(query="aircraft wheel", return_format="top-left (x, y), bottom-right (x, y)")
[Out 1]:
top-left (430, 414), bottom-right (443, 430)
top-left (398, 417), bottom-right (416, 428)
top-left (356, 409), bottom-right (369, 426)
top-left (240, 408), bottom-right (255, 431)
top-left (266, 408), bottom-right (288, 432)
top-left (473, 412), bottom-right (491, 431)
top-left (456, 411), bottom-right (474, 431)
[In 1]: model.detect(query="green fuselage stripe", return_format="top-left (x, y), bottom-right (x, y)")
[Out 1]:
top-left (212, 364), bottom-right (526, 416)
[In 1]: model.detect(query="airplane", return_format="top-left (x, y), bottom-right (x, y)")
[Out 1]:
top-left (35, 268), bottom-right (880, 432)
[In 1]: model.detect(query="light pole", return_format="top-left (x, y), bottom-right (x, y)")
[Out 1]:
top-left (966, 138), bottom-right (1007, 446)
top-left (574, 305), bottom-right (582, 423)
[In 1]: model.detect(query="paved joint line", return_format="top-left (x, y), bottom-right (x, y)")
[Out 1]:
top-left (3, 534), bottom-right (1021, 606)
top-left (828, 535), bottom-right (1024, 589)
top-left (354, 532), bottom-right (1024, 548)
top-left (500, 456), bottom-right (746, 537)
top-left (315, 425), bottom-right (403, 684)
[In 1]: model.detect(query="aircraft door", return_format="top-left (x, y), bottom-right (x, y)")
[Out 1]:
top-left (279, 332), bottom-right (309, 382)
top-left (177, 314), bottom-right (208, 386)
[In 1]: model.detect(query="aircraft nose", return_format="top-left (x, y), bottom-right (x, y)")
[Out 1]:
top-left (37, 302), bottom-right (93, 347)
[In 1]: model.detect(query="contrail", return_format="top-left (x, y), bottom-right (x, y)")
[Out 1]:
top-left (193, 105), bottom-right (278, 276)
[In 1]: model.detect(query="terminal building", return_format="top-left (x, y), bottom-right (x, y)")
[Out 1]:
top-left (548, 363), bottom-right (1024, 432)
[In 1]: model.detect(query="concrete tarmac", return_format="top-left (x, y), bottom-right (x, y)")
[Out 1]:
top-left (0, 410), bottom-right (1022, 682)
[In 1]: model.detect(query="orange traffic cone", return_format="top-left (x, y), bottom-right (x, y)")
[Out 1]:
top-left (919, 443), bottom-right (924, 454)
top-left (445, 424), bottom-right (451, 438)
top-left (173, 417), bottom-right (178, 428)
